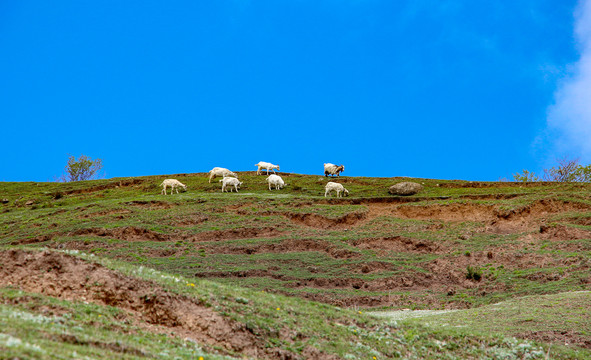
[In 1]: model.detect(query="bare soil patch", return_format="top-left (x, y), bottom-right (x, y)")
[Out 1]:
top-left (518, 330), bottom-right (591, 350)
top-left (15, 226), bottom-right (283, 246)
top-left (392, 199), bottom-right (591, 232)
top-left (206, 238), bottom-right (359, 259)
top-left (285, 212), bottom-right (366, 229)
top-left (63, 179), bottom-right (145, 195)
top-left (0, 249), bottom-right (330, 359)
top-left (70, 227), bottom-right (171, 242)
top-left (188, 227), bottom-right (283, 242)
top-left (79, 209), bottom-right (132, 219)
top-left (539, 224), bottom-right (591, 241)
top-left (125, 200), bottom-right (173, 209)
top-left (352, 236), bottom-right (441, 253)
top-left (174, 213), bottom-right (209, 226)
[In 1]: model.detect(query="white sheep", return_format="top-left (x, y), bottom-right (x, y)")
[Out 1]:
top-left (324, 181), bottom-right (349, 198)
top-left (208, 167), bottom-right (237, 183)
top-left (266, 174), bottom-right (285, 190)
top-left (255, 161), bottom-right (280, 175)
top-left (220, 177), bottom-right (243, 192)
top-left (160, 179), bottom-right (187, 195)
top-left (324, 163), bottom-right (345, 177)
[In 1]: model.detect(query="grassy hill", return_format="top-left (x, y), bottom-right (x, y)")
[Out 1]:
top-left (1, 172), bottom-right (590, 358)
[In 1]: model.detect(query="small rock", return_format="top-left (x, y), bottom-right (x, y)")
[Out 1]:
top-left (25, 200), bottom-right (34, 206)
top-left (389, 182), bottom-right (424, 196)
top-left (1, 198), bottom-right (9, 204)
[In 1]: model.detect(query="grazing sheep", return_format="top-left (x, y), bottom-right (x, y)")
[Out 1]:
top-left (324, 181), bottom-right (349, 198)
top-left (255, 161), bottom-right (280, 175)
top-left (208, 167), bottom-right (237, 183)
top-left (160, 179), bottom-right (187, 195)
top-left (324, 163), bottom-right (345, 177)
top-left (220, 177), bottom-right (243, 192)
top-left (266, 174), bottom-right (285, 190)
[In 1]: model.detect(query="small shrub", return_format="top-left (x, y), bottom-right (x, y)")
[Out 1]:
top-left (58, 154), bottom-right (104, 182)
top-left (513, 169), bottom-right (540, 182)
top-left (514, 157), bottom-right (591, 182)
top-left (466, 266), bottom-right (482, 281)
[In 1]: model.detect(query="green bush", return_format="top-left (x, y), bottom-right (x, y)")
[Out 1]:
top-left (514, 157), bottom-right (591, 182)
top-left (466, 265), bottom-right (482, 281)
top-left (58, 154), bottom-right (103, 182)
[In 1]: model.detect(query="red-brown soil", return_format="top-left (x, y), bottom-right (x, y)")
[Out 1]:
top-left (352, 236), bottom-right (442, 253)
top-left (205, 238), bottom-right (359, 258)
top-left (0, 249), bottom-right (333, 359)
top-left (62, 179), bottom-right (145, 195)
top-left (278, 199), bottom-right (591, 231)
top-left (284, 212), bottom-right (366, 229)
top-left (518, 330), bottom-right (591, 350)
top-left (15, 226), bottom-right (283, 245)
top-left (391, 199), bottom-right (590, 225)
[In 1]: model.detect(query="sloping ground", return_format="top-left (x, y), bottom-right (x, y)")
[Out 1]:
top-left (5, 194), bottom-right (591, 309)
top-left (2, 175), bottom-right (591, 357)
top-left (0, 249), bottom-right (275, 358)
top-left (1, 248), bottom-right (573, 360)
top-left (374, 291), bottom-right (591, 351)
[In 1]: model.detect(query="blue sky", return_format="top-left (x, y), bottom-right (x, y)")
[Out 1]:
top-left (0, 1), bottom-right (588, 181)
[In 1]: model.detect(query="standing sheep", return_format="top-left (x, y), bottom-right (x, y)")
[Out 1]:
top-left (266, 174), bottom-right (285, 190)
top-left (324, 182), bottom-right (349, 198)
top-left (324, 163), bottom-right (345, 177)
top-left (220, 177), bottom-right (243, 192)
top-left (255, 161), bottom-right (280, 175)
top-left (161, 179), bottom-right (187, 195)
top-left (208, 167), bottom-right (237, 183)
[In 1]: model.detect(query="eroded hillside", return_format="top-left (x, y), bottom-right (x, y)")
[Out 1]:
top-left (1, 173), bottom-right (591, 357)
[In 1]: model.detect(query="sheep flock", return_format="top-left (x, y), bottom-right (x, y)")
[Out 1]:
top-left (160, 161), bottom-right (349, 197)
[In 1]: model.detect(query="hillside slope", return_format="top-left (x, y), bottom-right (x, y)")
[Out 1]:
top-left (1, 172), bottom-right (591, 358)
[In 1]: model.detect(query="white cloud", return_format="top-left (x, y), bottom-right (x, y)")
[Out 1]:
top-left (546, 0), bottom-right (591, 162)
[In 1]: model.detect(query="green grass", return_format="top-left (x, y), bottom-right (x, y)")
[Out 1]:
top-left (0, 247), bottom-right (570, 359)
top-left (0, 286), bottom-right (235, 360)
top-left (374, 291), bottom-right (591, 359)
top-left (2, 174), bottom-right (591, 357)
